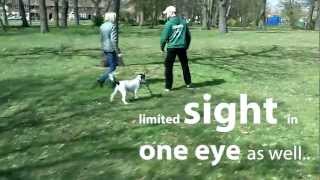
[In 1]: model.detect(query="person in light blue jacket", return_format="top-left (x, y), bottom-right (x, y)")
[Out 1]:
top-left (97, 12), bottom-right (121, 87)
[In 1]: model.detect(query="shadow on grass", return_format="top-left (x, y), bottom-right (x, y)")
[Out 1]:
top-left (229, 27), bottom-right (290, 32)
top-left (0, 73), bottom-right (314, 179)
top-left (0, 74), bottom-right (142, 179)
top-left (126, 45), bottom-right (318, 80)
top-left (0, 75), bottom-right (113, 133)
top-left (0, 26), bottom-right (100, 37)
top-left (188, 46), bottom-right (294, 78)
top-left (0, 144), bottom-right (137, 180)
top-left (255, 31), bottom-right (287, 34)
top-left (0, 47), bottom-right (102, 61)
top-left (146, 78), bottom-right (226, 90)
top-left (173, 79), bottom-right (226, 90)
top-left (2, 45), bottom-right (317, 81)
top-left (129, 94), bottom-right (163, 103)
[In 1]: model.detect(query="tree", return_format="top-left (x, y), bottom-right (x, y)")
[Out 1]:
top-left (212, 1), bottom-right (219, 27)
top-left (202, 0), bottom-right (214, 30)
top-left (1, 0), bottom-right (8, 26)
top-left (138, 8), bottom-right (144, 26)
top-left (315, 0), bottom-right (320, 30)
top-left (73, 0), bottom-right (80, 25)
top-left (226, 0), bottom-right (232, 18)
top-left (125, 0), bottom-right (203, 26)
top-left (218, 0), bottom-right (227, 32)
top-left (27, 0), bottom-right (31, 25)
top-left (103, 0), bottom-right (112, 13)
top-left (306, 0), bottom-right (315, 29)
top-left (39, 0), bottom-right (49, 33)
top-left (53, 0), bottom-right (59, 27)
top-left (113, 0), bottom-right (120, 48)
top-left (281, 0), bottom-right (303, 28)
top-left (0, 17), bottom-right (6, 31)
top-left (18, 0), bottom-right (29, 27)
top-left (91, 0), bottom-right (102, 18)
top-left (61, 0), bottom-right (69, 28)
top-left (150, 0), bottom-right (159, 28)
top-left (256, 0), bottom-right (267, 29)
top-left (133, 0), bottom-right (145, 26)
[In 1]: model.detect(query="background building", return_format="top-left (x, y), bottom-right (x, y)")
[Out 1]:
top-left (4, 0), bottom-right (110, 21)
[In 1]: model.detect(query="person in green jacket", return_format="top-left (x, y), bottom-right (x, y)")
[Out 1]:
top-left (161, 6), bottom-right (192, 91)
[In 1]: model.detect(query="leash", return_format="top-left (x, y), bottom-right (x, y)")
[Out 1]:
top-left (144, 82), bottom-right (154, 96)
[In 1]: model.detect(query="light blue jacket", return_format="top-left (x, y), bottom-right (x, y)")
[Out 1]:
top-left (100, 22), bottom-right (118, 53)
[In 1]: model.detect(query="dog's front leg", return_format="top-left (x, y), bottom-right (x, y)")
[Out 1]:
top-left (110, 87), bottom-right (118, 102)
top-left (120, 89), bottom-right (129, 105)
top-left (134, 89), bottom-right (138, 99)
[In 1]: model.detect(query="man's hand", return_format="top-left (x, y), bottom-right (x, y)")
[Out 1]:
top-left (161, 50), bottom-right (167, 58)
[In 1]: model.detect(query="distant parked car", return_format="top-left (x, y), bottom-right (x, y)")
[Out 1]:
top-left (8, 16), bottom-right (21, 20)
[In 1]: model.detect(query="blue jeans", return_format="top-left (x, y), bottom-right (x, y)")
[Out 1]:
top-left (99, 51), bottom-right (118, 82)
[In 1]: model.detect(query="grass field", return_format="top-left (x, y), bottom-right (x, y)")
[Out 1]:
top-left (0, 25), bottom-right (319, 180)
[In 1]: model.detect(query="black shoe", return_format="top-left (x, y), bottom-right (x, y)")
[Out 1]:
top-left (97, 80), bottom-right (105, 88)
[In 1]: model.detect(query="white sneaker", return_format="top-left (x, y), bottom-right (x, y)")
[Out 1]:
top-left (108, 73), bottom-right (115, 82)
top-left (164, 89), bottom-right (171, 92)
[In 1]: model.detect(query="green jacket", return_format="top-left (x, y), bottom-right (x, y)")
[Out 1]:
top-left (160, 16), bottom-right (191, 50)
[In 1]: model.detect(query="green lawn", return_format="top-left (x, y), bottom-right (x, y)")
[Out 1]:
top-left (0, 26), bottom-right (319, 180)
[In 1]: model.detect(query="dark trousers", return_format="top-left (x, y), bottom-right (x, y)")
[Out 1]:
top-left (99, 51), bottom-right (118, 82)
top-left (165, 48), bottom-right (192, 89)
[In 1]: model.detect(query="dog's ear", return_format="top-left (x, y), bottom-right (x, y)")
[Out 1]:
top-left (138, 73), bottom-right (146, 80)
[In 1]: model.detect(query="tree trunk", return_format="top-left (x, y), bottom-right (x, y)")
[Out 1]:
top-left (151, 8), bottom-right (156, 28)
top-left (39, 0), bottom-right (49, 33)
top-left (73, 0), bottom-right (79, 25)
top-left (0, 17), bottom-right (6, 31)
top-left (18, 0), bottom-right (29, 27)
top-left (28, 0), bottom-right (31, 25)
top-left (288, 0), bottom-right (295, 28)
top-left (1, 0), bottom-right (8, 26)
top-left (151, 0), bottom-right (158, 28)
top-left (218, 0), bottom-right (227, 33)
top-left (61, 0), bottom-right (69, 28)
top-left (208, 0), bottom-right (214, 28)
top-left (202, 0), bottom-right (214, 30)
top-left (103, 0), bottom-right (112, 14)
top-left (54, 0), bottom-right (59, 27)
top-left (202, 0), bottom-right (208, 29)
top-left (213, 3), bottom-right (219, 27)
top-left (95, 3), bottom-right (100, 17)
top-left (226, 0), bottom-right (232, 18)
top-left (113, 0), bottom-right (120, 48)
top-left (139, 10), bottom-right (144, 26)
top-left (315, 0), bottom-right (320, 31)
top-left (136, 13), bottom-right (139, 24)
top-left (256, 0), bottom-right (267, 29)
top-left (306, 0), bottom-right (315, 29)
top-left (91, 0), bottom-right (102, 18)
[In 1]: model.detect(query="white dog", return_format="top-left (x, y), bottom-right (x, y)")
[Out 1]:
top-left (110, 74), bottom-right (146, 104)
